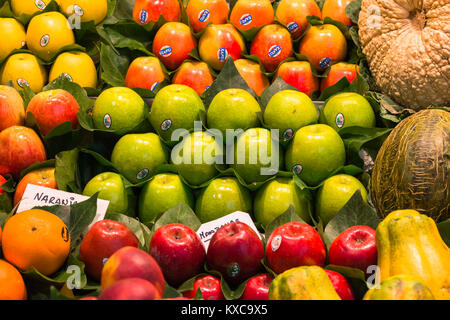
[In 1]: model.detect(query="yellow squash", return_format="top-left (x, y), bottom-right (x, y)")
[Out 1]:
top-left (376, 210), bottom-right (450, 300)
top-left (364, 274), bottom-right (435, 300)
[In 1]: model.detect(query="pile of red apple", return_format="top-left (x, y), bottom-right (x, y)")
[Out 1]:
top-left (126, 0), bottom-right (359, 98)
top-left (77, 218), bottom-right (376, 300)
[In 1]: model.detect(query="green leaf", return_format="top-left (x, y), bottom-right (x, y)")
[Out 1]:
top-left (107, 213), bottom-right (152, 252)
top-left (55, 148), bottom-right (82, 194)
top-left (323, 190), bottom-right (381, 248)
top-left (152, 203), bottom-right (202, 233)
top-left (437, 220), bottom-right (450, 247)
top-left (345, 0), bottom-right (362, 25)
top-left (0, 193), bottom-right (13, 225)
top-left (99, 43), bottom-right (130, 87)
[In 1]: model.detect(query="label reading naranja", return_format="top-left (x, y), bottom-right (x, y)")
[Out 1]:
top-left (196, 211), bottom-right (262, 251)
top-left (16, 184), bottom-right (109, 233)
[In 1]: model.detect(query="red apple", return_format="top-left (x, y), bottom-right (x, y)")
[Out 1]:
top-left (275, 0), bottom-right (322, 39)
top-left (198, 24), bottom-right (246, 71)
top-left (125, 56), bottom-right (167, 92)
top-left (0, 175), bottom-right (6, 194)
top-left (234, 58), bottom-right (269, 96)
top-left (321, 0), bottom-right (355, 27)
top-left (14, 167), bottom-right (57, 206)
top-left (101, 246), bottom-right (165, 297)
top-left (230, 0), bottom-right (274, 32)
top-left (172, 61), bottom-right (214, 96)
top-left (274, 60), bottom-right (319, 97)
top-left (298, 24), bottom-right (348, 72)
top-left (80, 220), bottom-right (140, 281)
top-left (99, 278), bottom-right (161, 300)
top-left (149, 223), bottom-right (206, 287)
top-left (186, 0), bottom-right (230, 33)
top-left (320, 62), bottom-right (359, 91)
top-left (324, 269), bottom-right (355, 300)
top-left (182, 275), bottom-right (225, 300)
top-left (250, 24), bottom-right (293, 73)
top-left (0, 85), bottom-right (25, 131)
top-left (79, 296), bottom-right (99, 300)
top-left (206, 221), bottom-right (264, 286)
top-left (328, 225), bottom-right (377, 274)
top-left (133, 0), bottom-right (181, 25)
top-left (265, 222), bottom-right (326, 274)
top-left (0, 126), bottom-right (46, 178)
top-left (26, 89), bottom-right (80, 136)
top-left (241, 273), bottom-right (274, 300)
top-left (152, 22), bottom-right (197, 71)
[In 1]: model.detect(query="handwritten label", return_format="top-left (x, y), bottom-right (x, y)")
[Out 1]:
top-left (16, 184), bottom-right (109, 233)
top-left (196, 211), bottom-right (262, 251)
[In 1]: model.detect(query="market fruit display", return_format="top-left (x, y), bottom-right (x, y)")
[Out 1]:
top-left (371, 109), bottom-right (450, 222)
top-left (0, 0), bottom-right (448, 302)
top-left (358, 0), bottom-right (450, 109)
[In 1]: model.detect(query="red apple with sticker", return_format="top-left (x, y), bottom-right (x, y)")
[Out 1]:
top-left (265, 222), bottom-right (326, 274)
top-left (0, 85), bottom-right (25, 131)
top-left (0, 126), bottom-right (46, 178)
top-left (275, 0), bottom-right (321, 39)
top-left (321, 62), bottom-right (359, 92)
top-left (149, 223), bottom-right (206, 287)
top-left (125, 56), bottom-right (167, 92)
top-left (206, 222), bottom-right (263, 286)
top-left (80, 220), bottom-right (140, 281)
top-left (198, 24), bottom-right (246, 71)
top-left (234, 59), bottom-right (269, 96)
top-left (26, 89), bottom-right (80, 136)
top-left (230, 0), bottom-right (274, 32)
top-left (298, 24), bottom-right (348, 72)
top-left (324, 269), bottom-right (355, 300)
top-left (274, 61), bottom-right (319, 97)
top-left (133, 0), bottom-right (181, 25)
top-left (328, 225), bottom-right (377, 274)
top-left (241, 273), bottom-right (274, 300)
top-left (250, 24), bottom-right (293, 73)
top-left (186, 0), bottom-right (230, 33)
top-left (182, 275), bottom-right (225, 300)
top-left (152, 22), bottom-right (197, 71)
top-left (172, 61), bottom-right (214, 96)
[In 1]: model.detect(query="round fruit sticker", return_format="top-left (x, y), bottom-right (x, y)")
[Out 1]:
top-left (198, 9), bottom-right (210, 22)
top-left (161, 119), bottom-right (172, 131)
top-left (136, 168), bottom-right (149, 181)
top-left (292, 164), bottom-right (303, 175)
top-left (17, 78), bottom-right (29, 88)
top-left (61, 226), bottom-right (70, 243)
top-left (35, 0), bottom-right (47, 10)
top-left (102, 258), bottom-right (109, 265)
top-left (40, 34), bottom-right (50, 47)
top-left (271, 235), bottom-right (282, 252)
top-left (335, 113), bottom-right (345, 128)
top-left (319, 57), bottom-right (332, 69)
top-left (62, 73), bottom-right (73, 82)
top-left (103, 114), bottom-right (112, 129)
top-left (227, 262), bottom-right (240, 278)
top-left (282, 128), bottom-right (294, 141)
top-left (240, 14), bottom-right (252, 26)
top-left (159, 45), bottom-right (173, 58)
top-left (73, 4), bottom-right (84, 16)
top-left (287, 22), bottom-right (299, 33)
top-left (268, 45), bottom-right (281, 58)
top-left (139, 9), bottom-right (148, 24)
top-left (217, 48), bottom-right (228, 62)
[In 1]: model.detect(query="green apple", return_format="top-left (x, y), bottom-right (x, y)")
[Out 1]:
top-left (171, 131), bottom-right (223, 186)
top-left (92, 87), bottom-right (148, 135)
top-left (195, 177), bottom-right (252, 223)
top-left (321, 92), bottom-right (376, 131)
top-left (253, 177), bottom-right (312, 226)
top-left (206, 88), bottom-right (261, 139)
top-left (285, 124), bottom-right (346, 186)
top-left (138, 173), bottom-right (195, 224)
top-left (111, 132), bottom-right (169, 184)
top-left (315, 174), bottom-right (368, 226)
top-left (231, 128), bottom-right (283, 184)
top-left (263, 90), bottom-right (318, 141)
top-left (149, 84), bottom-right (206, 141)
top-left (82, 172), bottom-right (129, 215)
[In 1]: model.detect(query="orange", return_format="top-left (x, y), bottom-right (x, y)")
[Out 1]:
top-left (2, 209), bottom-right (70, 276)
top-left (0, 259), bottom-right (27, 300)
top-left (14, 167), bottom-right (57, 206)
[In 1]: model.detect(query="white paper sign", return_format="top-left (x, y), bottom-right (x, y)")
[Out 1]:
top-left (196, 211), bottom-right (262, 251)
top-left (16, 184), bottom-right (109, 231)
